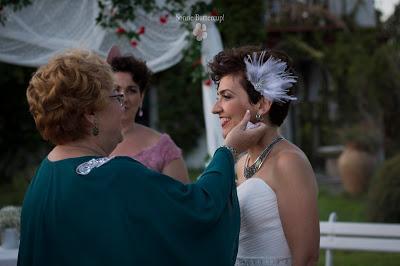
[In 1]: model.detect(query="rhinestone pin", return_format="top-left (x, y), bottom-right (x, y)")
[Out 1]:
top-left (76, 156), bottom-right (115, 175)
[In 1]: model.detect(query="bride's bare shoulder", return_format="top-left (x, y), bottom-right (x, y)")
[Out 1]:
top-left (273, 146), bottom-right (316, 187)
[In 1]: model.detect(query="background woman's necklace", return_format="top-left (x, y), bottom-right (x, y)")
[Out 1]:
top-left (243, 136), bottom-right (284, 179)
top-left (61, 145), bottom-right (105, 156)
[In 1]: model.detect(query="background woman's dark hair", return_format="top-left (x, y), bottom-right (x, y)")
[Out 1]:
top-left (208, 46), bottom-right (296, 126)
top-left (111, 55), bottom-right (152, 93)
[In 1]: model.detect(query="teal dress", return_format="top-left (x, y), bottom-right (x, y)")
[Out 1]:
top-left (17, 147), bottom-right (239, 266)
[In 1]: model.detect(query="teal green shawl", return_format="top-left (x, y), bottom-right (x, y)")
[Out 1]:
top-left (18, 147), bottom-right (239, 266)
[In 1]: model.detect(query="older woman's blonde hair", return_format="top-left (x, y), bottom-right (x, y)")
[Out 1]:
top-left (27, 49), bottom-right (114, 145)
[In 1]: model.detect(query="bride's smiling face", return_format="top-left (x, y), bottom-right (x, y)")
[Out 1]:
top-left (212, 74), bottom-right (257, 138)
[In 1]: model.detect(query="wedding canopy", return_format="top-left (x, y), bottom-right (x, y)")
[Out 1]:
top-left (0, 0), bottom-right (223, 158)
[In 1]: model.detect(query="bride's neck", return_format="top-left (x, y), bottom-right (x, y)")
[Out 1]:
top-left (247, 125), bottom-right (280, 162)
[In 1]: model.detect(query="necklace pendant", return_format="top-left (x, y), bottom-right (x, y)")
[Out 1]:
top-left (243, 136), bottom-right (284, 179)
top-left (244, 166), bottom-right (254, 179)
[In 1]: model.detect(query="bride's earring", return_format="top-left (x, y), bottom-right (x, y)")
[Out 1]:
top-left (138, 106), bottom-right (143, 117)
top-left (256, 113), bottom-right (262, 122)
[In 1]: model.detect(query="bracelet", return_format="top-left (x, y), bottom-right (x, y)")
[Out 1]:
top-left (221, 145), bottom-right (239, 162)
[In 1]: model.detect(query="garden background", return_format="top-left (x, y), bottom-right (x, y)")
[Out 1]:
top-left (1, 1), bottom-right (400, 265)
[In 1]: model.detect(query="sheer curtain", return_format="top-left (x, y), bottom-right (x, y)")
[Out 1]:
top-left (0, 0), bottom-right (223, 157)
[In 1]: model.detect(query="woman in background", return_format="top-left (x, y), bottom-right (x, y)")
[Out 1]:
top-left (109, 51), bottom-right (189, 184)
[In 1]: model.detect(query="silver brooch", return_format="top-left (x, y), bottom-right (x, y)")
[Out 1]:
top-left (76, 156), bottom-right (115, 175)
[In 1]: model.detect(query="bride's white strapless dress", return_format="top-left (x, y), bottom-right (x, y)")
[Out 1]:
top-left (235, 177), bottom-right (292, 266)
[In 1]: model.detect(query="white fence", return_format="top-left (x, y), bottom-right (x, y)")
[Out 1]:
top-left (320, 212), bottom-right (400, 266)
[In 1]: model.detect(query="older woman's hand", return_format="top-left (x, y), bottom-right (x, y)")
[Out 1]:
top-left (224, 110), bottom-right (268, 154)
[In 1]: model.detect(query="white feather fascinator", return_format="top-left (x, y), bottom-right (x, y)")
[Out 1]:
top-left (244, 51), bottom-right (297, 103)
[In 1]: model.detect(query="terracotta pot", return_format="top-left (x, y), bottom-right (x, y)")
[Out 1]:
top-left (337, 145), bottom-right (376, 195)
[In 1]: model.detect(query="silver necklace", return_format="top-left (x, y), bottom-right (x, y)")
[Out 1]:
top-left (243, 136), bottom-right (284, 179)
top-left (60, 145), bottom-right (105, 156)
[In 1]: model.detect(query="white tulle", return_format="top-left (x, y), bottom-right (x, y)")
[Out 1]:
top-left (0, 0), bottom-right (224, 159)
top-left (0, 0), bottom-right (188, 72)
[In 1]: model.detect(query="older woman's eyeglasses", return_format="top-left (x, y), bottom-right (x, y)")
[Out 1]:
top-left (109, 94), bottom-right (124, 106)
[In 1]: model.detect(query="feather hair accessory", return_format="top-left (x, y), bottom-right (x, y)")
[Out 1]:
top-left (244, 51), bottom-right (297, 103)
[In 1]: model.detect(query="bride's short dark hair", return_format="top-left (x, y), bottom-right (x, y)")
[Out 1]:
top-left (208, 45), bottom-right (296, 126)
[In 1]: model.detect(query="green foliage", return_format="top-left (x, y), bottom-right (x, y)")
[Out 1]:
top-left (338, 123), bottom-right (380, 153)
top-left (385, 2), bottom-right (400, 45)
top-left (280, 35), bottom-right (325, 61)
top-left (278, 22), bottom-right (400, 159)
top-left (96, 0), bottom-right (212, 41)
top-left (0, 62), bottom-right (49, 184)
top-left (97, 0), bottom-right (266, 48)
top-left (321, 30), bottom-right (379, 122)
top-left (263, 0), bottom-right (398, 161)
top-left (296, 102), bottom-right (314, 158)
top-left (322, 30), bottom-right (400, 158)
top-left (318, 186), bottom-right (366, 222)
top-left (213, 0), bottom-right (265, 48)
top-left (153, 39), bottom-right (204, 154)
top-left (318, 251), bottom-right (400, 266)
top-left (368, 154), bottom-right (400, 223)
top-left (0, 175), bottom-right (29, 206)
top-left (369, 44), bottom-right (400, 157)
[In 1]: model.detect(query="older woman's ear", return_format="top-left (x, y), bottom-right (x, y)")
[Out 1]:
top-left (106, 45), bottom-right (122, 64)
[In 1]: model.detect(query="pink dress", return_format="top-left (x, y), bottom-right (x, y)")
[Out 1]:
top-left (132, 134), bottom-right (182, 172)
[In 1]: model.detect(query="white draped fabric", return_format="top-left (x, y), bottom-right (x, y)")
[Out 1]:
top-left (0, 0), bottom-right (188, 72)
top-left (0, 0), bottom-right (223, 157)
top-left (201, 21), bottom-right (224, 157)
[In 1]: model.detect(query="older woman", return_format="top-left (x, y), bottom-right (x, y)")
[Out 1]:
top-left (17, 48), bottom-right (267, 266)
top-left (109, 54), bottom-right (189, 183)
top-left (210, 46), bottom-right (320, 266)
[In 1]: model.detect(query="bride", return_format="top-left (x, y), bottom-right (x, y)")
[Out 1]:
top-left (209, 46), bottom-right (320, 266)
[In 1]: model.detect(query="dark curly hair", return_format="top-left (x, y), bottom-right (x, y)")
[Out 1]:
top-left (208, 45), bottom-right (296, 126)
top-left (110, 55), bottom-right (152, 93)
